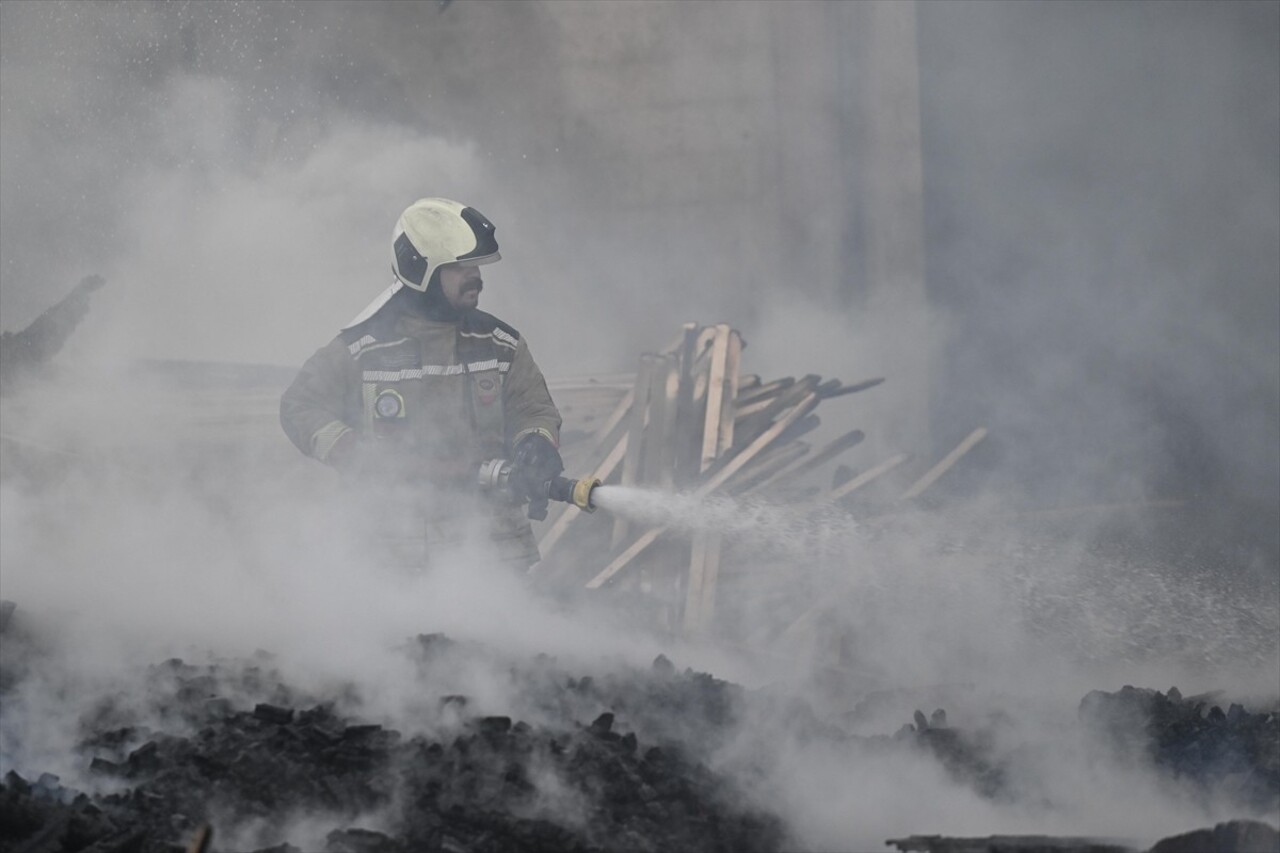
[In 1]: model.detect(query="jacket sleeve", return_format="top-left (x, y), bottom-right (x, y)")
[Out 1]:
top-left (504, 337), bottom-right (562, 448)
top-left (280, 336), bottom-right (362, 463)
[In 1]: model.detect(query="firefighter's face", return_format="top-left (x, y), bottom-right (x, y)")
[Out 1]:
top-left (439, 264), bottom-right (483, 310)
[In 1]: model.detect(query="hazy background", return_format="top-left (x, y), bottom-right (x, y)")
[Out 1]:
top-left (1, 1), bottom-right (1277, 846)
top-left (918, 0), bottom-right (1280, 538)
top-left (2, 0), bottom-right (1276, 531)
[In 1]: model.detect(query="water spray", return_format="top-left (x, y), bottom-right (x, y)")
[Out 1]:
top-left (476, 459), bottom-right (852, 552)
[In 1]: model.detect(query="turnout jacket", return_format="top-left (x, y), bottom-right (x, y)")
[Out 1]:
top-left (280, 292), bottom-right (561, 568)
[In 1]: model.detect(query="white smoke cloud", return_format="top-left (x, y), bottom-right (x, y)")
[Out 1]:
top-left (1, 1), bottom-right (1276, 849)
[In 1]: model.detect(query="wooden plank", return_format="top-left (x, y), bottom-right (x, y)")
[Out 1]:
top-left (647, 355), bottom-right (681, 490)
top-left (723, 439), bottom-right (805, 487)
top-left (699, 390), bottom-right (819, 495)
top-left (612, 357), bottom-right (657, 549)
top-left (898, 427), bottom-right (987, 501)
top-left (725, 441), bottom-right (810, 494)
top-left (586, 391), bottom-right (820, 589)
top-left (684, 533), bottom-right (712, 635)
top-left (734, 395), bottom-right (781, 421)
top-left (687, 326), bottom-right (732, 633)
top-left (586, 524), bottom-right (664, 590)
top-left (757, 428), bottom-right (865, 490)
top-left (817, 377), bottom-right (885, 399)
top-left (773, 413), bottom-right (821, 447)
top-left (672, 323), bottom-right (705, 487)
top-left (698, 326), bottom-right (733, 471)
top-left (814, 378), bottom-right (842, 397)
top-left (686, 326), bottom-right (740, 635)
top-left (822, 452), bottom-right (911, 503)
top-left (689, 327), bottom-right (720, 404)
top-left (733, 375), bottom-right (821, 449)
top-left (736, 376), bottom-right (795, 407)
top-left (734, 375), bottom-right (802, 420)
top-left (719, 330), bottom-right (742, 452)
top-left (690, 533), bottom-right (724, 634)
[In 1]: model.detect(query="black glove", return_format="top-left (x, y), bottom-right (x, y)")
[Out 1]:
top-left (511, 432), bottom-right (563, 519)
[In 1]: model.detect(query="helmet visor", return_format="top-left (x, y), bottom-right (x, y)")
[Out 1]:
top-left (454, 252), bottom-right (501, 267)
top-left (455, 206), bottom-right (500, 264)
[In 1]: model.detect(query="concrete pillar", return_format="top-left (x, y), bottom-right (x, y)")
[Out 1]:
top-left (852, 0), bottom-right (931, 450)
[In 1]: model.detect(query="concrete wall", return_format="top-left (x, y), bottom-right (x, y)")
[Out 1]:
top-left (369, 0), bottom-right (924, 340)
top-left (382, 0), bottom-right (931, 443)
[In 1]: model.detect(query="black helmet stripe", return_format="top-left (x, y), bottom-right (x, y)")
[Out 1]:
top-left (393, 232), bottom-right (428, 285)
top-left (456, 207), bottom-right (499, 261)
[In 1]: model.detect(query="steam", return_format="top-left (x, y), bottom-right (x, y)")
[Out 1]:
top-left (2, 373), bottom-right (1277, 843)
top-left (1, 0), bottom-right (1277, 849)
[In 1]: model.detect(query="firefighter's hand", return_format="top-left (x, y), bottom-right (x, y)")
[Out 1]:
top-left (511, 432), bottom-right (563, 502)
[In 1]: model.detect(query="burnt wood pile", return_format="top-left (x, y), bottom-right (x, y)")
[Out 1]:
top-left (1, 628), bottom-right (1275, 853)
top-left (536, 322), bottom-right (987, 638)
top-left (0, 634), bottom-right (785, 853)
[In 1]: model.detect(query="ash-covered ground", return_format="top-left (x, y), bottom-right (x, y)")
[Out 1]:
top-left (1, 625), bottom-right (788, 853)
top-left (1, 543), bottom-right (1278, 853)
top-left (1, 617), bottom-right (1277, 853)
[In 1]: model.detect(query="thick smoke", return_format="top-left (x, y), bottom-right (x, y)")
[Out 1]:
top-left (916, 0), bottom-right (1280, 532)
top-left (1, 0), bottom-right (1277, 849)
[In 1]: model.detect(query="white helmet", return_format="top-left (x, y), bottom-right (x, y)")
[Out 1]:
top-left (391, 197), bottom-right (501, 291)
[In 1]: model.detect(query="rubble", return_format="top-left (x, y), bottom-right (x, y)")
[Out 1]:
top-left (0, 633), bottom-right (783, 853)
top-left (1146, 819), bottom-right (1280, 853)
top-left (885, 819), bottom-right (1280, 853)
top-left (1079, 685), bottom-right (1280, 811)
top-left (1, 625), bottom-right (1275, 852)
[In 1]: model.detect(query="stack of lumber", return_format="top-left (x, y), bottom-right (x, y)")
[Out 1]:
top-left (534, 322), bottom-right (986, 638)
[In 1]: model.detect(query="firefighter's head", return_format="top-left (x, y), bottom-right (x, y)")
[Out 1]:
top-left (391, 197), bottom-right (500, 309)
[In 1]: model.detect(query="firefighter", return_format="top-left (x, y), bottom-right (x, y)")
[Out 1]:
top-left (280, 198), bottom-right (563, 571)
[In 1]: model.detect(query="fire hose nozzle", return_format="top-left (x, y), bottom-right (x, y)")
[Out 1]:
top-left (477, 459), bottom-right (599, 512)
top-left (549, 474), bottom-right (601, 512)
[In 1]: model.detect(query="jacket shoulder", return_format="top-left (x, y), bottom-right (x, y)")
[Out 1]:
top-left (463, 310), bottom-right (521, 344)
top-left (339, 309), bottom-right (400, 349)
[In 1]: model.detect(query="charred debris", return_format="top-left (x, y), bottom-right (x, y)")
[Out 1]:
top-left (1, 620), bottom-right (1277, 853)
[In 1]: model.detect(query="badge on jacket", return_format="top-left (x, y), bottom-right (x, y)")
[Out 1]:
top-left (475, 375), bottom-right (500, 405)
top-left (375, 388), bottom-right (406, 419)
